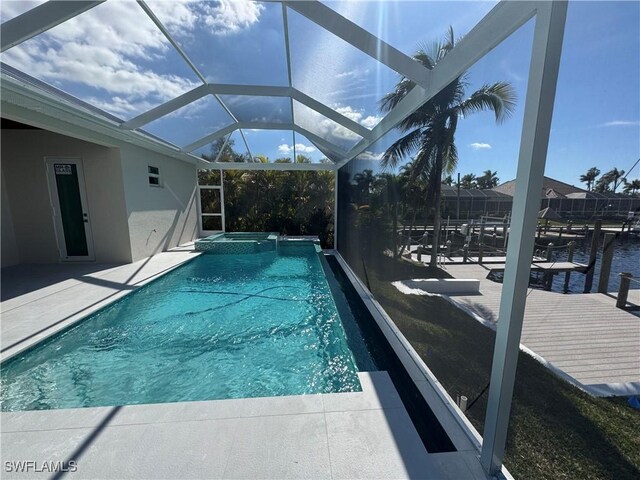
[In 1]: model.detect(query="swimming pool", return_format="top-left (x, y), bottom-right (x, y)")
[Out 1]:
top-left (0, 244), bottom-right (369, 411)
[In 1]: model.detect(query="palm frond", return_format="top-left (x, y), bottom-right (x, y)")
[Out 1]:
top-left (380, 128), bottom-right (424, 170)
top-left (380, 77), bottom-right (415, 112)
top-left (457, 81), bottom-right (517, 123)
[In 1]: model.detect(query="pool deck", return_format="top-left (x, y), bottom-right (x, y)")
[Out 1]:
top-left (1, 246), bottom-right (504, 479)
top-left (399, 262), bottom-right (640, 396)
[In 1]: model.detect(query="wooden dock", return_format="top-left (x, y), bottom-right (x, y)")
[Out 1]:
top-left (435, 263), bottom-right (640, 396)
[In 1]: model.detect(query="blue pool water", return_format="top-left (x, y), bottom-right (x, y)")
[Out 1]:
top-left (0, 246), bottom-right (365, 411)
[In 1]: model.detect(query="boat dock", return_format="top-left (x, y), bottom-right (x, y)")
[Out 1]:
top-left (431, 263), bottom-right (639, 396)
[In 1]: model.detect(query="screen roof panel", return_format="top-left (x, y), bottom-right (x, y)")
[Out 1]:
top-left (320, 1), bottom-right (498, 57)
top-left (148, 0), bottom-right (289, 86)
top-left (287, 7), bottom-right (395, 132)
top-left (293, 100), bottom-right (362, 152)
top-left (243, 129), bottom-right (294, 162)
top-left (293, 132), bottom-right (334, 163)
top-left (142, 95), bottom-right (234, 148)
top-left (1, 1), bottom-right (201, 120)
top-left (193, 130), bottom-right (252, 162)
top-left (219, 95), bottom-right (292, 124)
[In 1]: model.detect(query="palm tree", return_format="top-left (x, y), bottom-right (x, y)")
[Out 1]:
top-left (608, 168), bottom-right (626, 192)
top-left (595, 168), bottom-right (626, 193)
top-left (352, 169), bottom-right (376, 205)
top-left (380, 28), bottom-right (515, 266)
top-left (476, 170), bottom-right (499, 189)
top-left (460, 173), bottom-right (477, 189)
top-left (579, 167), bottom-right (600, 191)
top-left (623, 178), bottom-right (640, 195)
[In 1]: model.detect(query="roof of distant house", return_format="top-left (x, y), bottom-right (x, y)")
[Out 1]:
top-left (492, 176), bottom-right (587, 198)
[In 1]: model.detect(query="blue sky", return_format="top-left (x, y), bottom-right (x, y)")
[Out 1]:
top-left (1, 1), bottom-right (638, 185)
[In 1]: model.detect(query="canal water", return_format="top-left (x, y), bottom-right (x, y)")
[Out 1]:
top-left (548, 234), bottom-right (640, 293)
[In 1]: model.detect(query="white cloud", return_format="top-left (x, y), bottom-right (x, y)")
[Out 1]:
top-left (296, 105), bottom-right (383, 147)
top-left (296, 143), bottom-right (316, 153)
top-left (358, 151), bottom-right (384, 161)
top-left (600, 120), bottom-right (640, 127)
top-left (1, 1), bottom-right (201, 118)
top-left (335, 106), bottom-right (382, 129)
top-left (1, 0), bottom-right (264, 119)
top-left (361, 115), bottom-right (382, 129)
top-left (202, 0), bottom-right (264, 35)
top-left (278, 143), bottom-right (317, 154)
top-left (469, 142), bottom-right (492, 150)
top-left (149, 0), bottom-right (263, 37)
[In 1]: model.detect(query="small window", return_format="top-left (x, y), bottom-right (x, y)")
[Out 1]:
top-left (148, 165), bottom-right (161, 187)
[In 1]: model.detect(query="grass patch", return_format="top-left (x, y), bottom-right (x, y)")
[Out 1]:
top-left (364, 255), bottom-right (640, 479)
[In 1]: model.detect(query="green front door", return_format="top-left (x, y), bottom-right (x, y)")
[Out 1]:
top-left (47, 158), bottom-right (94, 261)
top-left (54, 163), bottom-right (88, 256)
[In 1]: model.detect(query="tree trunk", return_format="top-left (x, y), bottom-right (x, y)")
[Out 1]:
top-left (399, 210), bottom-right (417, 256)
top-left (392, 202), bottom-right (398, 259)
top-left (430, 153), bottom-right (444, 268)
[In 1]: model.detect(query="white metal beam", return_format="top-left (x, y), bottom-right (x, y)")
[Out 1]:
top-left (205, 84), bottom-right (368, 139)
top-left (184, 122), bottom-right (346, 161)
top-left (336, 0), bottom-right (539, 169)
top-left (121, 85), bottom-right (210, 129)
top-left (238, 128), bottom-right (254, 162)
top-left (137, 1), bottom-right (207, 84)
top-left (282, 3), bottom-right (296, 163)
top-left (182, 124), bottom-right (239, 153)
top-left (480, 1), bottom-right (568, 475)
top-left (207, 84), bottom-right (291, 97)
top-left (1, 1), bottom-right (103, 52)
top-left (120, 79), bottom-right (367, 143)
top-left (283, 0), bottom-right (431, 88)
top-left (194, 159), bottom-right (335, 172)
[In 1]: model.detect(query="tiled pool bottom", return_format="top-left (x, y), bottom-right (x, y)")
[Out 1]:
top-left (1, 246), bottom-right (373, 412)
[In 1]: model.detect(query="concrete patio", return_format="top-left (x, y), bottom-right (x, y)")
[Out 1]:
top-left (1, 247), bottom-right (497, 479)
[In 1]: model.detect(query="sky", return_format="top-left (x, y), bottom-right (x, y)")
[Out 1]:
top-left (1, 0), bottom-right (638, 186)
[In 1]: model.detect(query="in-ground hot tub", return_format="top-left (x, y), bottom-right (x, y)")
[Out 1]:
top-left (195, 232), bottom-right (279, 254)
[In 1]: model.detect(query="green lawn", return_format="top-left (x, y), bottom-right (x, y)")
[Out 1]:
top-left (362, 255), bottom-right (640, 480)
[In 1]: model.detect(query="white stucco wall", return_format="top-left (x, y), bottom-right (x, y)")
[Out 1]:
top-left (1, 169), bottom-right (19, 267)
top-left (119, 144), bottom-right (198, 262)
top-left (1, 129), bottom-right (132, 264)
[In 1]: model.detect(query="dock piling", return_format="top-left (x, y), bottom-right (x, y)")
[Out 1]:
top-left (616, 272), bottom-right (633, 309)
top-left (563, 241), bottom-right (575, 293)
top-left (544, 243), bottom-right (554, 290)
top-left (597, 233), bottom-right (616, 294)
top-left (583, 220), bottom-right (601, 293)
